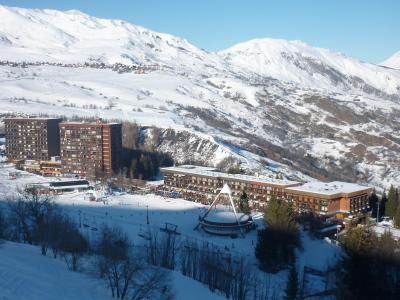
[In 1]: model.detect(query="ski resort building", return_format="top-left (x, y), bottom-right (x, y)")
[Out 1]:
top-left (195, 184), bottom-right (255, 237)
top-left (284, 181), bottom-right (372, 219)
top-left (4, 117), bottom-right (62, 161)
top-left (59, 119), bottom-right (122, 179)
top-left (22, 158), bottom-right (62, 177)
top-left (27, 180), bottom-right (91, 194)
top-left (161, 165), bottom-right (372, 219)
top-left (161, 165), bottom-right (301, 207)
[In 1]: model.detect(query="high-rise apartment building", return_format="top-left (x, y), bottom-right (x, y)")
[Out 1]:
top-left (59, 119), bottom-right (122, 178)
top-left (5, 117), bottom-right (62, 161)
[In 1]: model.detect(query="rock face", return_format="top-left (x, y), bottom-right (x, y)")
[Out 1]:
top-left (0, 5), bottom-right (399, 188)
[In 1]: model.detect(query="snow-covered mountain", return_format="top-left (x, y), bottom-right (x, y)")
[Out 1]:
top-left (0, 5), bottom-right (399, 189)
top-left (0, 5), bottom-right (227, 74)
top-left (220, 38), bottom-right (400, 98)
top-left (382, 51), bottom-right (400, 69)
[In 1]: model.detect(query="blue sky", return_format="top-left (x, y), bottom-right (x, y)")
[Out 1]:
top-left (1, 0), bottom-right (399, 63)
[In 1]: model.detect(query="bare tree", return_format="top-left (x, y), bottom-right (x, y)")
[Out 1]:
top-left (18, 187), bottom-right (55, 255)
top-left (59, 220), bottom-right (88, 271)
top-left (48, 213), bottom-right (72, 259)
top-left (0, 206), bottom-right (9, 241)
top-left (147, 229), bottom-right (179, 269)
top-left (96, 225), bottom-right (136, 298)
top-left (180, 238), bottom-right (200, 280)
top-left (122, 121), bottom-right (140, 150)
top-left (96, 225), bottom-right (172, 299)
top-left (231, 257), bottom-right (252, 300)
top-left (129, 267), bottom-right (173, 300)
top-left (8, 197), bottom-right (32, 244)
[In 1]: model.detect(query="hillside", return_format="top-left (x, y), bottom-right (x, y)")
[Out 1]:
top-left (0, 241), bottom-right (113, 300)
top-left (0, 241), bottom-right (225, 300)
top-left (0, 5), bottom-right (399, 188)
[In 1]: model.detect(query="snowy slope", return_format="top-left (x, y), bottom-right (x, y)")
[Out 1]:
top-left (382, 51), bottom-right (400, 69)
top-left (220, 38), bottom-right (400, 97)
top-left (0, 5), bottom-right (226, 74)
top-left (0, 241), bottom-right (225, 300)
top-left (0, 5), bottom-right (399, 188)
top-left (0, 242), bottom-right (112, 300)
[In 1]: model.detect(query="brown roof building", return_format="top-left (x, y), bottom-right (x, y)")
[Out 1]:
top-left (4, 117), bottom-right (62, 161)
top-left (161, 165), bottom-right (372, 219)
top-left (161, 165), bottom-right (301, 206)
top-left (285, 181), bottom-right (373, 219)
top-left (59, 120), bottom-right (122, 179)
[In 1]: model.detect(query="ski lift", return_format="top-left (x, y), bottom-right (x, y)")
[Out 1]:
top-left (91, 216), bottom-right (98, 231)
top-left (160, 222), bottom-right (181, 235)
top-left (82, 215), bottom-right (90, 228)
top-left (138, 225), bottom-right (151, 240)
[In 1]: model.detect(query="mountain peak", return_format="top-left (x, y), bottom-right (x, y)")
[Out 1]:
top-left (382, 51), bottom-right (400, 69)
top-left (220, 37), bottom-right (310, 53)
top-left (219, 36), bottom-right (400, 95)
top-left (0, 5), bottom-right (218, 69)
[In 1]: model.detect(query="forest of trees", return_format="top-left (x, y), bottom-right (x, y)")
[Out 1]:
top-left (335, 227), bottom-right (400, 299)
top-left (118, 122), bottom-right (173, 180)
top-left (369, 186), bottom-right (400, 228)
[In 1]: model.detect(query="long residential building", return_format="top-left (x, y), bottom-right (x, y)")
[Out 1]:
top-left (161, 165), bottom-right (372, 219)
top-left (285, 182), bottom-right (372, 219)
top-left (161, 165), bottom-right (301, 205)
top-left (59, 119), bottom-right (122, 179)
top-left (4, 117), bottom-right (62, 161)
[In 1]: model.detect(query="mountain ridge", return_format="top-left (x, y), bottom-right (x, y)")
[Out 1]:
top-left (382, 51), bottom-right (400, 69)
top-left (0, 5), bottom-right (399, 189)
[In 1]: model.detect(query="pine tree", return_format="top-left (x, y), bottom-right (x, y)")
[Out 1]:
top-left (397, 188), bottom-right (400, 205)
top-left (130, 158), bottom-right (138, 178)
top-left (368, 191), bottom-right (379, 219)
top-left (380, 192), bottom-right (388, 218)
top-left (239, 191), bottom-right (251, 214)
top-left (385, 186), bottom-right (398, 218)
top-left (284, 262), bottom-right (298, 300)
top-left (394, 204), bottom-right (400, 228)
top-left (264, 197), bottom-right (298, 233)
top-left (337, 227), bottom-right (400, 299)
top-left (255, 197), bottom-right (300, 272)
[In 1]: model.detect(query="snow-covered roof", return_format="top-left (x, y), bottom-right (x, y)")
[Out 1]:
top-left (60, 121), bottom-right (120, 125)
top-left (5, 117), bottom-right (62, 121)
top-left (285, 181), bottom-right (372, 197)
top-left (204, 210), bottom-right (250, 224)
top-left (161, 165), bottom-right (301, 187)
top-left (28, 180), bottom-right (90, 190)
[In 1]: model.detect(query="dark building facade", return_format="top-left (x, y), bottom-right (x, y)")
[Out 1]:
top-left (59, 120), bottom-right (122, 178)
top-left (4, 118), bottom-right (62, 161)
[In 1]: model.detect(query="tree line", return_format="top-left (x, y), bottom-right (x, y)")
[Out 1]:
top-left (119, 121), bottom-right (173, 180)
top-left (369, 185), bottom-right (400, 227)
top-left (335, 227), bottom-right (400, 299)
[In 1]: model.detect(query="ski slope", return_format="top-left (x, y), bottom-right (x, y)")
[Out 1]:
top-left (0, 241), bottom-right (225, 300)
